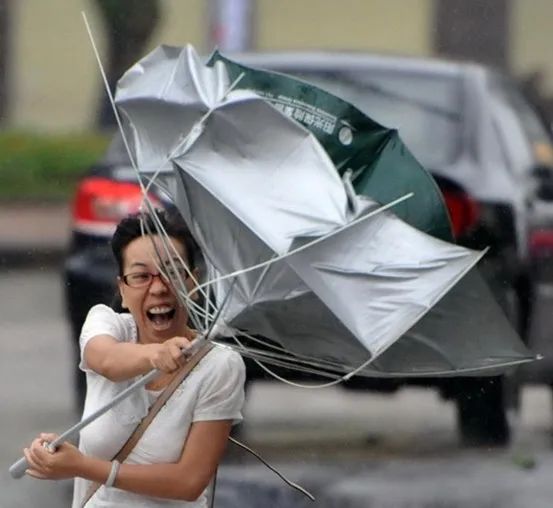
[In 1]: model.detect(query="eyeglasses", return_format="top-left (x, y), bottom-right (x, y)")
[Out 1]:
top-left (122, 267), bottom-right (190, 288)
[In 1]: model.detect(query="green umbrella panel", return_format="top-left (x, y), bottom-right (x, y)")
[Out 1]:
top-left (208, 51), bottom-right (453, 242)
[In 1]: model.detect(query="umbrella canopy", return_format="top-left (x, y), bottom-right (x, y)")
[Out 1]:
top-left (114, 44), bottom-right (534, 378)
top-left (208, 50), bottom-right (454, 243)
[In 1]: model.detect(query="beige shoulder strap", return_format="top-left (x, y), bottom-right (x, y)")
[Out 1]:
top-left (80, 342), bottom-right (214, 507)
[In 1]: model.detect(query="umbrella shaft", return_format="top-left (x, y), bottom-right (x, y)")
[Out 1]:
top-left (54, 368), bottom-right (160, 446)
top-left (9, 337), bottom-right (206, 479)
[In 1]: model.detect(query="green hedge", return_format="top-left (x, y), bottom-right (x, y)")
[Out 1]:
top-left (0, 132), bottom-right (110, 201)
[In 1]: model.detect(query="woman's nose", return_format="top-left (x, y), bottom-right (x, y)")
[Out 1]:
top-left (148, 273), bottom-right (169, 294)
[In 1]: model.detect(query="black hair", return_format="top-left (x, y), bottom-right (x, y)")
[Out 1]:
top-left (111, 208), bottom-right (198, 276)
top-left (110, 209), bottom-right (200, 312)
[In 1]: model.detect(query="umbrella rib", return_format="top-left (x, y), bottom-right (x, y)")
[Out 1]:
top-left (359, 356), bottom-right (538, 378)
top-left (227, 342), bottom-right (344, 375)
top-left (236, 331), bottom-right (348, 370)
top-left (248, 253), bottom-right (280, 304)
top-left (226, 333), bottom-right (370, 389)
top-left (82, 12), bottom-right (148, 197)
top-left (228, 436), bottom-right (315, 502)
top-left (222, 341), bottom-right (343, 379)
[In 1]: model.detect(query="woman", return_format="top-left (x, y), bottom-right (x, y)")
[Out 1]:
top-left (23, 209), bottom-right (246, 507)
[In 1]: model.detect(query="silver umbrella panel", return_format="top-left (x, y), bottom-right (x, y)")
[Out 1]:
top-left (172, 167), bottom-right (530, 378)
top-left (114, 44), bottom-right (535, 379)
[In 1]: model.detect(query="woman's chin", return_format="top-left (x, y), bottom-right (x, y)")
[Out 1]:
top-left (145, 316), bottom-right (188, 342)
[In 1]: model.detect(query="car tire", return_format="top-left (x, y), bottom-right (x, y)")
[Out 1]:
top-left (514, 272), bottom-right (534, 345)
top-left (455, 376), bottom-right (510, 447)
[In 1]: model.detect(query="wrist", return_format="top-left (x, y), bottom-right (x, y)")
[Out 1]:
top-left (74, 454), bottom-right (111, 484)
top-left (72, 452), bottom-right (91, 479)
top-left (143, 343), bottom-right (160, 368)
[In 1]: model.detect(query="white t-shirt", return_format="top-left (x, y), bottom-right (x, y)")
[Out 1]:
top-left (71, 304), bottom-right (246, 508)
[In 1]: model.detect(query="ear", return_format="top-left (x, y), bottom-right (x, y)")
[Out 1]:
top-left (117, 277), bottom-right (128, 309)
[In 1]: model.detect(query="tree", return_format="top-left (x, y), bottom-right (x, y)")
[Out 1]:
top-left (434, 0), bottom-right (553, 130)
top-left (434, 0), bottom-right (511, 71)
top-left (0, 0), bottom-right (11, 125)
top-left (94, 0), bottom-right (161, 129)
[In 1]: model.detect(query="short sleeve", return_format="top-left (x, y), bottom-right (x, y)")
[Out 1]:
top-left (79, 304), bottom-right (135, 373)
top-left (193, 349), bottom-right (246, 424)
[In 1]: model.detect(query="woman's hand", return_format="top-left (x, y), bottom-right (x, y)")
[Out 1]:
top-left (24, 433), bottom-right (84, 480)
top-left (84, 332), bottom-right (196, 382)
top-left (148, 336), bottom-right (191, 372)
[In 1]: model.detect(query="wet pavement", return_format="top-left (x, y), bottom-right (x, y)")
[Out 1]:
top-left (218, 381), bottom-right (553, 508)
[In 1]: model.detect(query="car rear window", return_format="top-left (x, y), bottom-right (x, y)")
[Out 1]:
top-left (274, 68), bottom-right (463, 169)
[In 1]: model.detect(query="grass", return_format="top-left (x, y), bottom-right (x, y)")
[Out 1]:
top-left (0, 131), bottom-right (110, 201)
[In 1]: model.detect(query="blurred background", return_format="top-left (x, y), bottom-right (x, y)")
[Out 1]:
top-left (1, 0), bottom-right (553, 194)
top-left (2, 0), bottom-right (553, 132)
top-left (4, 1), bottom-right (553, 507)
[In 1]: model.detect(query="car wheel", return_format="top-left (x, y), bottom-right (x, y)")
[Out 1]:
top-left (455, 376), bottom-right (510, 447)
top-left (514, 273), bottom-right (535, 345)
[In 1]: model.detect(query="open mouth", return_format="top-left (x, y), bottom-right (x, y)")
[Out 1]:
top-left (146, 305), bottom-right (176, 330)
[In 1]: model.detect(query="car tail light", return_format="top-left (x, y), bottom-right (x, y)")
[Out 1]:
top-left (530, 230), bottom-right (553, 257)
top-left (441, 188), bottom-right (480, 239)
top-left (72, 177), bottom-right (162, 236)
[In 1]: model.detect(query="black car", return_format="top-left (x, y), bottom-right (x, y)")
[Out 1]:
top-left (64, 51), bottom-right (553, 446)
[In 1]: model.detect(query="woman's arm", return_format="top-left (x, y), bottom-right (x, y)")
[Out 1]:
top-left (84, 334), bottom-right (191, 381)
top-left (25, 420), bottom-right (232, 502)
top-left (111, 420), bottom-right (232, 500)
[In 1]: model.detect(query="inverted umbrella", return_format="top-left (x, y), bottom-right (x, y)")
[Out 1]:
top-left (114, 44), bottom-right (534, 378)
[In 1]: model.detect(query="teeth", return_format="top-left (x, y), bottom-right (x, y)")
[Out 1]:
top-left (148, 305), bottom-right (173, 314)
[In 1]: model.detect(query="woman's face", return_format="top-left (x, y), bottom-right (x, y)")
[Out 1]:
top-left (117, 234), bottom-right (197, 344)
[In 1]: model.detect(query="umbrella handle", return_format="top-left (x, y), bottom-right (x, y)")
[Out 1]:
top-left (9, 457), bottom-right (29, 479)
top-left (9, 439), bottom-right (58, 478)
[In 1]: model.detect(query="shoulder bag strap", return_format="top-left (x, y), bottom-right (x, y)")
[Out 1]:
top-left (80, 342), bottom-right (214, 507)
